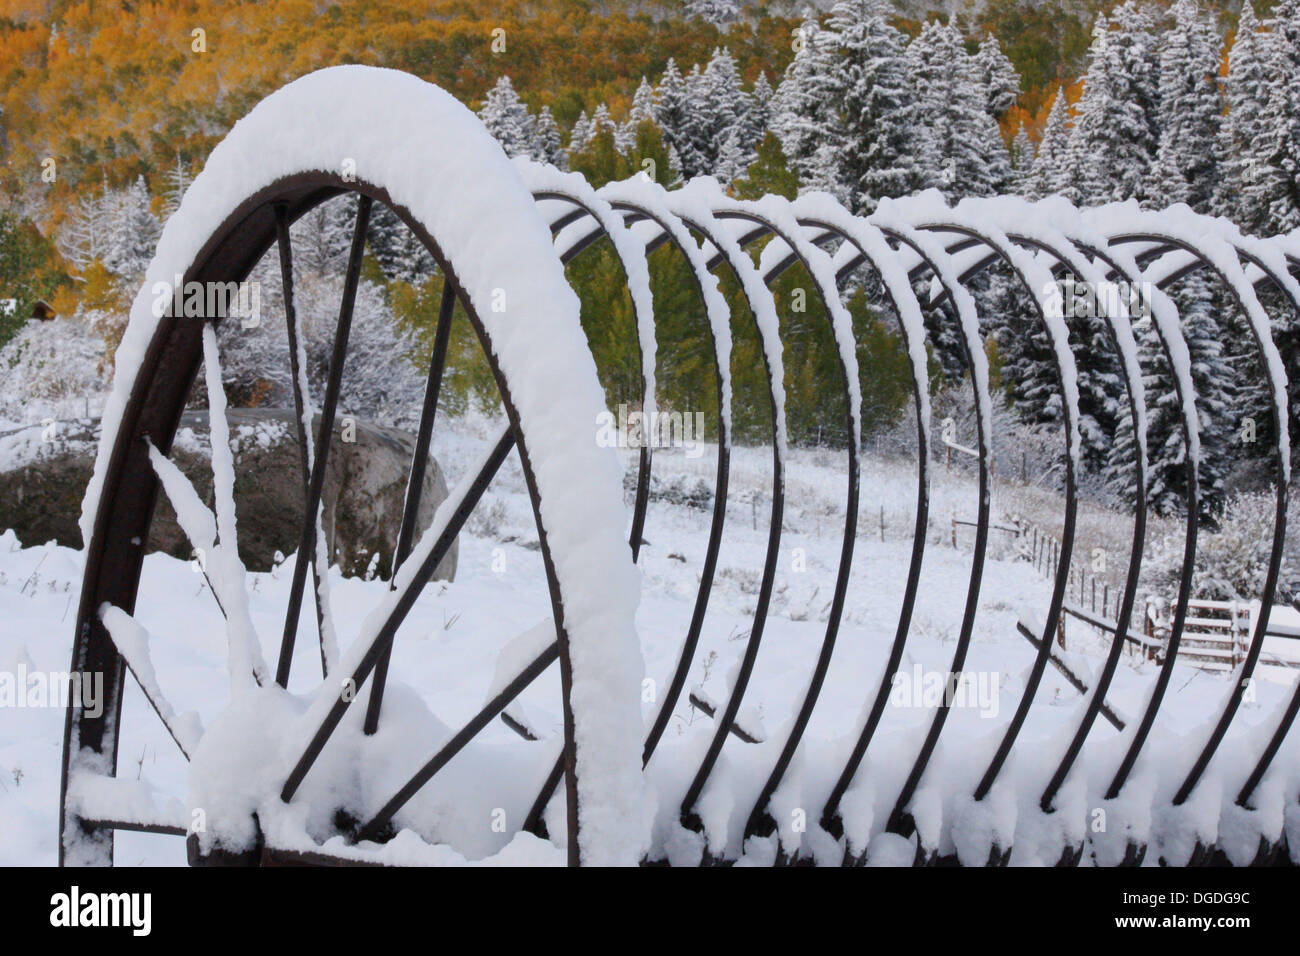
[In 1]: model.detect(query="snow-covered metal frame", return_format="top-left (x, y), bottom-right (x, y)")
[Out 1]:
top-left (1099, 211), bottom-right (1296, 863)
top-left (60, 68), bottom-right (1296, 868)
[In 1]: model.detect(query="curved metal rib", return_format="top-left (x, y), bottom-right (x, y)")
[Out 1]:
top-left (953, 204), bottom-right (1151, 822)
top-left (814, 215), bottom-right (992, 851)
top-left (900, 209), bottom-right (1081, 829)
top-left (651, 196), bottom-right (788, 839)
top-left (515, 186), bottom-right (737, 838)
top-left (1109, 226), bottom-right (1290, 813)
top-left (703, 198), bottom-right (867, 848)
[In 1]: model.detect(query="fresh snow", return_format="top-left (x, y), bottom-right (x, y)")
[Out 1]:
top-left (75, 65), bottom-right (649, 866)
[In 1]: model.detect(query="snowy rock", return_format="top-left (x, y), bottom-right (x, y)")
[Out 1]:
top-left (0, 409), bottom-right (454, 580)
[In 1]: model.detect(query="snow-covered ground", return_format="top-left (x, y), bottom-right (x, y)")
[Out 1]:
top-left (1, 414), bottom-right (1296, 866)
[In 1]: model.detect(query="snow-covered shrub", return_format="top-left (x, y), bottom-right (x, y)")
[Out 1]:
top-left (212, 263), bottom-right (426, 429)
top-left (0, 316), bottom-right (107, 423)
top-left (1142, 492), bottom-right (1293, 603)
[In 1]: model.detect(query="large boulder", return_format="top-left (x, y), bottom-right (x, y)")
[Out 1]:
top-left (0, 408), bottom-right (455, 581)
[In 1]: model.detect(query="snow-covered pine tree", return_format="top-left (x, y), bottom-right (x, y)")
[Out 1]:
top-left (618, 78), bottom-right (656, 154)
top-left (290, 196), bottom-right (356, 278)
top-left (1255, 0), bottom-right (1300, 454)
top-left (568, 110), bottom-right (593, 164)
top-left (1027, 90), bottom-right (1078, 203)
top-left (772, 14), bottom-right (846, 198)
top-left (1110, 0), bottom-right (1162, 173)
top-left (714, 129), bottom-right (748, 184)
top-left (974, 33), bottom-right (1021, 119)
top-left (830, 0), bottom-right (929, 212)
top-left (629, 76), bottom-right (656, 127)
top-left (1148, 0), bottom-right (1222, 213)
top-left (590, 103), bottom-right (618, 144)
top-left (103, 176), bottom-right (159, 278)
top-left (1011, 124), bottom-right (1034, 193)
top-left (385, 216), bottom-right (436, 284)
top-left (1214, 3), bottom-right (1272, 232)
top-left (1068, 13), bottom-right (1154, 205)
top-left (1260, 0), bottom-right (1300, 234)
top-left (653, 59), bottom-right (703, 176)
top-left (535, 105), bottom-right (565, 167)
top-left (478, 76), bottom-right (538, 159)
top-left (1107, 272), bottom-right (1234, 518)
top-left (985, 272), bottom-right (1061, 432)
top-left (681, 49), bottom-right (750, 176)
top-left (1065, 289), bottom-right (1127, 476)
top-left (906, 19), bottom-right (1011, 199)
top-left (665, 143), bottom-right (686, 187)
top-left (742, 72), bottom-right (775, 148)
top-left (364, 202), bottom-right (411, 284)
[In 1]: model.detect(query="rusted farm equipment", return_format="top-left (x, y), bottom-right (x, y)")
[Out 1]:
top-left (59, 67), bottom-right (1299, 867)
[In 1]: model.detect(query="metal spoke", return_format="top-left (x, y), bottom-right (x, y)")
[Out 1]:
top-left (276, 195), bottom-right (373, 687)
top-left (522, 753), bottom-right (566, 837)
top-left (274, 203), bottom-right (331, 681)
top-left (364, 276), bottom-right (457, 735)
top-left (281, 425), bottom-right (516, 802)
top-left (99, 606), bottom-right (200, 761)
top-left (354, 641), bottom-right (559, 843)
top-left (884, 221), bottom-right (1079, 838)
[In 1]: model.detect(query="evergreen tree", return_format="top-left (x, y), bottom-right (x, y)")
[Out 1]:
top-left (535, 105), bottom-right (565, 167)
top-left (291, 197), bottom-right (356, 278)
top-left (682, 49), bottom-right (749, 176)
top-left (1148, 0), bottom-right (1222, 213)
top-left (618, 78), bottom-right (656, 154)
top-left (1010, 124), bottom-right (1034, 193)
top-left (654, 59), bottom-right (705, 178)
top-left (974, 33), bottom-right (1021, 119)
top-left (568, 110), bottom-right (593, 162)
top-left (714, 129), bottom-right (748, 184)
top-left (772, 14), bottom-right (845, 198)
top-left (1260, 0), bottom-right (1300, 233)
top-left (1028, 90), bottom-right (1078, 203)
top-left (365, 201), bottom-right (432, 284)
top-left (1107, 273), bottom-right (1234, 519)
top-left (906, 20), bottom-right (1011, 200)
top-left (104, 176), bottom-right (159, 278)
top-left (477, 76), bottom-right (538, 159)
top-left (830, 0), bottom-right (929, 212)
top-left (587, 103), bottom-right (619, 156)
top-left (1110, 0), bottom-right (1162, 166)
top-left (1066, 290), bottom-right (1127, 475)
top-left (1258, 0), bottom-right (1300, 456)
top-left (1069, 14), bottom-right (1154, 204)
top-left (1215, 3), bottom-right (1272, 231)
top-left (985, 273), bottom-right (1060, 430)
top-left (742, 72), bottom-right (775, 148)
